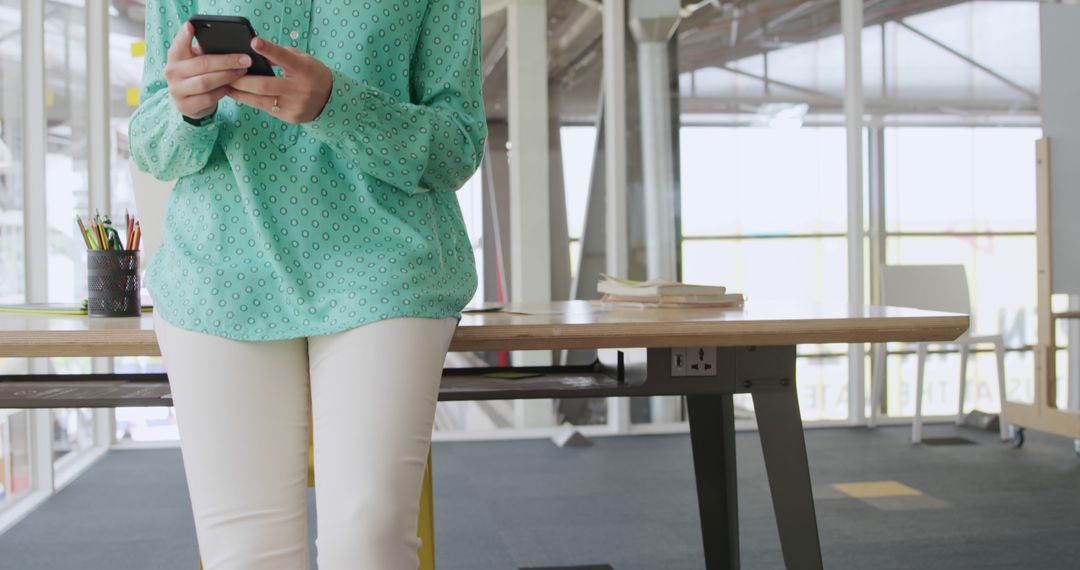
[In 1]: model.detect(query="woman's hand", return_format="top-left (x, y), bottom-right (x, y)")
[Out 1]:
top-left (165, 22), bottom-right (252, 119)
top-left (225, 37), bottom-right (333, 125)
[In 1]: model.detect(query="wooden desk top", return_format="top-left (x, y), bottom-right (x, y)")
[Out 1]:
top-left (0, 300), bottom-right (966, 357)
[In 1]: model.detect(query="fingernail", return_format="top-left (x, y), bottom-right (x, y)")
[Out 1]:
top-left (252, 37), bottom-right (262, 48)
top-left (239, 55), bottom-right (251, 66)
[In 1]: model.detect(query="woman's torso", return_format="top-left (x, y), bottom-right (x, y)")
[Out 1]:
top-left (145, 0), bottom-right (478, 341)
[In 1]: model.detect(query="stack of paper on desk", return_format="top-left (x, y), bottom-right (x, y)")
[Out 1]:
top-left (597, 274), bottom-right (744, 308)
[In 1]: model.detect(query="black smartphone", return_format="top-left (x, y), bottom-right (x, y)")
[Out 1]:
top-left (188, 15), bottom-right (275, 76)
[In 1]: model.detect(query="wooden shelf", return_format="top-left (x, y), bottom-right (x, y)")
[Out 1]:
top-left (0, 364), bottom-right (788, 408)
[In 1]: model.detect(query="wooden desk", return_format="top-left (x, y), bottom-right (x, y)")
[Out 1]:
top-left (0, 300), bottom-right (967, 569)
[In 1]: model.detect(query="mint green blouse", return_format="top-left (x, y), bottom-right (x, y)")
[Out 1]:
top-left (129, 0), bottom-right (485, 341)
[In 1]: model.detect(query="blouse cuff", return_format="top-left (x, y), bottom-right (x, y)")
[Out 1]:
top-left (133, 97), bottom-right (222, 182)
top-left (304, 69), bottom-right (430, 196)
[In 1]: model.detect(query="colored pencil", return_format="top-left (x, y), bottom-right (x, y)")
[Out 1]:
top-left (94, 211), bottom-right (105, 250)
top-left (93, 216), bottom-right (102, 250)
top-left (133, 222), bottom-right (141, 251)
top-left (76, 215), bottom-right (92, 249)
top-left (86, 221), bottom-right (99, 250)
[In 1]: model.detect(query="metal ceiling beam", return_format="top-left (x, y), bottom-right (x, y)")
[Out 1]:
top-left (897, 20), bottom-right (1038, 101)
top-left (680, 94), bottom-right (1036, 114)
top-left (548, 1), bottom-right (603, 86)
top-left (677, 0), bottom-right (971, 72)
top-left (739, 0), bottom-right (833, 45)
top-left (718, 63), bottom-right (831, 98)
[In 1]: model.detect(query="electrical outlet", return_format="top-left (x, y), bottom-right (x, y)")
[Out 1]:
top-left (671, 348), bottom-right (687, 377)
top-left (687, 347), bottom-right (717, 376)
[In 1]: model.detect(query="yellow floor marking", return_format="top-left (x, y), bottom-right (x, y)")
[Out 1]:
top-left (831, 480), bottom-right (923, 499)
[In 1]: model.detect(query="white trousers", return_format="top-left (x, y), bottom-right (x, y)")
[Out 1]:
top-left (153, 311), bottom-right (458, 570)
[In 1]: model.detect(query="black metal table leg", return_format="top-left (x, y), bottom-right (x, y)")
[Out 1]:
top-left (747, 347), bottom-right (824, 570)
top-left (687, 393), bottom-right (740, 570)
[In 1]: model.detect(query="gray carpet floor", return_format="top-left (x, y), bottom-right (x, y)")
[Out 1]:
top-left (1, 425), bottom-right (1079, 569)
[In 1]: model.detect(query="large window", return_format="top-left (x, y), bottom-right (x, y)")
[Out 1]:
top-left (679, 127), bottom-right (850, 421)
top-left (0, 9), bottom-right (33, 503)
top-left (0, 411), bottom-right (31, 509)
top-left (883, 127), bottom-right (1041, 417)
top-left (43, 0), bottom-right (98, 469)
top-left (676, 0), bottom-right (853, 423)
top-left (674, 1), bottom-right (1042, 423)
top-left (110, 0), bottom-right (143, 216)
top-left (871, 1), bottom-right (1043, 419)
top-left (0, 0), bottom-right (23, 305)
top-left (45, 0), bottom-right (89, 304)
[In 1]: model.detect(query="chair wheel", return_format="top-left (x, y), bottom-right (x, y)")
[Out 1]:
top-left (1010, 426), bottom-right (1025, 448)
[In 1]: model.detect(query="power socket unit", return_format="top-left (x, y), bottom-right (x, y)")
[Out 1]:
top-left (687, 347), bottom-right (717, 376)
top-left (671, 347), bottom-right (717, 377)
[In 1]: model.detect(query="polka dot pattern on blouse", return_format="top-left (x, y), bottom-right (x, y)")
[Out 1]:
top-left (129, 0), bottom-right (486, 341)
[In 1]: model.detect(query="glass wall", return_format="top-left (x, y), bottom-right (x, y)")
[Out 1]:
top-left (0, 9), bottom-right (33, 500)
top-left (0, 411), bottom-right (31, 509)
top-left (673, 0), bottom-right (1042, 423)
top-left (872, 2), bottom-right (1042, 421)
top-left (52, 408), bottom-right (93, 462)
top-left (883, 127), bottom-right (1041, 417)
top-left (44, 0), bottom-right (89, 304)
top-left (47, 365), bottom-right (94, 457)
top-left (43, 0), bottom-right (98, 465)
top-left (0, 0), bottom-right (23, 305)
top-left (562, 125), bottom-right (598, 276)
top-left (110, 0), bottom-right (143, 216)
top-left (677, 0), bottom-right (848, 422)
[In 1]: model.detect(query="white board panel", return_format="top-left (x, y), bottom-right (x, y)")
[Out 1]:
top-left (1042, 4), bottom-right (1080, 294)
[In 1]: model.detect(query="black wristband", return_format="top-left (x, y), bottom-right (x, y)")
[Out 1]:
top-left (182, 112), bottom-right (215, 127)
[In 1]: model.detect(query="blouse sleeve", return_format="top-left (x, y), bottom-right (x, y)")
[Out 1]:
top-left (304, 0), bottom-right (488, 196)
top-left (128, 0), bottom-right (222, 182)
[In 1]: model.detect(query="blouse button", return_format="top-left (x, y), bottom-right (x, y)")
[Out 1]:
top-left (290, 30), bottom-right (300, 40)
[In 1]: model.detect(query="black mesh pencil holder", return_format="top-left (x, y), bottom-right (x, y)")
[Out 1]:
top-left (87, 250), bottom-right (141, 317)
